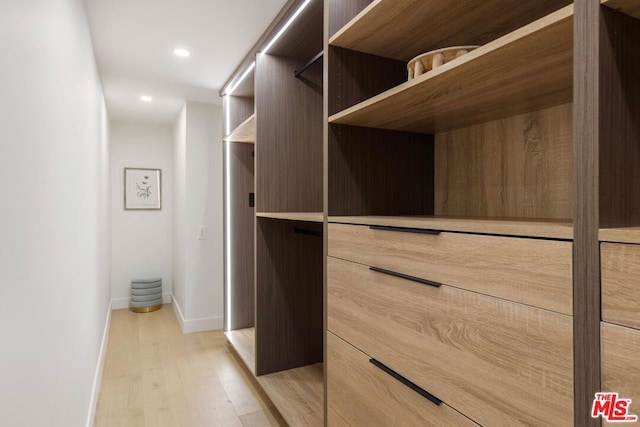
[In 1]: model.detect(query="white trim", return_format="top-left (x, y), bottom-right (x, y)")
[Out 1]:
top-left (111, 293), bottom-right (172, 310)
top-left (171, 293), bottom-right (186, 331)
top-left (85, 300), bottom-right (112, 427)
top-left (170, 294), bottom-right (223, 333)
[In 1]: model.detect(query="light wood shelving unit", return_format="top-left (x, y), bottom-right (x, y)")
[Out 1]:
top-left (224, 114), bottom-right (255, 143)
top-left (329, 6), bottom-right (574, 133)
top-left (221, 0), bottom-right (640, 425)
top-left (221, 1), bottom-right (324, 426)
top-left (326, 0), bottom-right (580, 425)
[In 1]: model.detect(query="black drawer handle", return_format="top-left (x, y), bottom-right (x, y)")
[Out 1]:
top-left (370, 225), bottom-right (441, 235)
top-left (369, 266), bottom-right (441, 288)
top-left (369, 358), bottom-right (442, 406)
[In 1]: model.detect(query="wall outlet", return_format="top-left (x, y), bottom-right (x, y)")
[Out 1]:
top-left (198, 226), bottom-right (207, 240)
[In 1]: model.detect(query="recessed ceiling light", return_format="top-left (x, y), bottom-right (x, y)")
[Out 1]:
top-left (140, 95), bottom-right (153, 102)
top-left (173, 48), bottom-right (190, 58)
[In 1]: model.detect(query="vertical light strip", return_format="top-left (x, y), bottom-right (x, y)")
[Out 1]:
top-left (262, 0), bottom-right (312, 54)
top-left (223, 0), bottom-right (312, 331)
top-left (224, 95), bottom-right (232, 331)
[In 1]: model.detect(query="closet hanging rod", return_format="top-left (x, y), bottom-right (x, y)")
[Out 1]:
top-left (294, 51), bottom-right (323, 78)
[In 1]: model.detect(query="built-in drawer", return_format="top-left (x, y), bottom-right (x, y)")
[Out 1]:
top-left (601, 243), bottom-right (640, 329)
top-left (601, 322), bottom-right (640, 423)
top-left (327, 256), bottom-right (574, 426)
top-left (328, 223), bottom-right (572, 315)
top-left (327, 332), bottom-right (477, 427)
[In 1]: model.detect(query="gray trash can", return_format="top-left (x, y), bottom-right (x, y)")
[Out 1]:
top-left (130, 277), bottom-right (162, 313)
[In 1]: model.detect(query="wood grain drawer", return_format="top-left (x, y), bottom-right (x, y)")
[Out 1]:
top-left (327, 332), bottom-right (477, 427)
top-left (601, 322), bottom-right (640, 423)
top-left (328, 223), bottom-right (572, 314)
top-left (327, 256), bottom-right (574, 426)
top-left (601, 243), bottom-right (640, 329)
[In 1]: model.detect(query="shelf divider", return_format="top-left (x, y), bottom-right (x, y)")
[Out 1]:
top-left (600, 227), bottom-right (640, 244)
top-left (257, 212), bottom-right (323, 223)
top-left (224, 113), bottom-right (255, 143)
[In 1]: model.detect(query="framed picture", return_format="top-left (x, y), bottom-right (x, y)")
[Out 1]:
top-left (124, 168), bottom-right (161, 210)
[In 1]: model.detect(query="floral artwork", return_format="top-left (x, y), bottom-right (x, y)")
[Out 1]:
top-left (136, 175), bottom-right (153, 199)
top-left (125, 168), bottom-right (161, 210)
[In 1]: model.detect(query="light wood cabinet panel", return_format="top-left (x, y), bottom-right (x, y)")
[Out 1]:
top-left (327, 333), bottom-right (477, 427)
top-left (435, 103), bottom-right (573, 220)
top-left (601, 322), bottom-right (640, 424)
top-left (327, 257), bottom-right (574, 426)
top-left (602, 243), bottom-right (640, 329)
top-left (328, 223), bottom-right (573, 314)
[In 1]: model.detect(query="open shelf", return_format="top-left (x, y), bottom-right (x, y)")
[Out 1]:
top-left (226, 329), bottom-right (323, 426)
top-left (224, 114), bottom-right (255, 143)
top-left (329, 0), bottom-right (570, 61)
top-left (328, 5), bottom-right (573, 133)
top-left (602, 0), bottom-right (640, 21)
top-left (257, 212), bottom-right (323, 223)
top-left (600, 227), bottom-right (640, 245)
top-left (329, 216), bottom-right (574, 240)
top-left (225, 328), bottom-right (255, 374)
top-left (258, 363), bottom-right (324, 427)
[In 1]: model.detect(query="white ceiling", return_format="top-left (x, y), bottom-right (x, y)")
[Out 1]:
top-left (84, 0), bottom-right (287, 124)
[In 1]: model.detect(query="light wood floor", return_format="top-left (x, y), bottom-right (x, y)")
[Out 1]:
top-left (94, 307), bottom-right (287, 427)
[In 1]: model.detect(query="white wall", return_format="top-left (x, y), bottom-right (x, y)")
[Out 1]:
top-left (186, 102), bottom-right (224, 322)
top-left (110, 122), bottom-right (173, 308)
top-left (172, 105), bottom-right (188, 315)
top-left (172, 102), bottom-right (224, 332)
top-left (0, 0), bottom-right (111, 426)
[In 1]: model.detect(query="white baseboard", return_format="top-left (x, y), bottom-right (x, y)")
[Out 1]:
top-left (170, 294), bottom-right (223, 333)
top-left (86, 300), bottom-right (112, 427)
top-left (111, 293), bottom-right (172, 310)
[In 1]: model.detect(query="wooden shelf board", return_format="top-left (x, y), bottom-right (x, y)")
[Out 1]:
top-left (329, 0), bottom-right (571, 62)
top-left (224, 114), bottom-right (255, 143)
top-left (257, 363), bottom-right (324, 427)
top-left (602, 0), bottom-right (640, 21)
top-left (224, 327), bottom-right (255, 374)
top-left (600, 227), bottom-right (640, 244)
top-left (329, 5), bottom-right (574, 134)
top-left (257, 212), bottom-right (324, 222)
top-left (329, 216), bottom-right (574, 240)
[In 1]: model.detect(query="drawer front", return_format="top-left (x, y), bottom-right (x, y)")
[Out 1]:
top-left (601, 322), bottom-right (640, 424)
top-left (328, 223), bottom-right (572, 314)
top-left (327, 256), bottom-right (574, 426)
top-left (601, 243), bottom-right (640, 329)
top-left (327, 332), bottom-right (477, 427)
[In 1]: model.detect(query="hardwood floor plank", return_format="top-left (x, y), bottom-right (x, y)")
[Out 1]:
top-left (95, 307), bottom-right (282, 426)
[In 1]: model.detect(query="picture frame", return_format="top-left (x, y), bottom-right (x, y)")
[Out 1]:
top-left (124, 168), bottom-right (161, 210)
